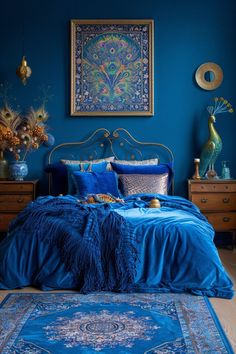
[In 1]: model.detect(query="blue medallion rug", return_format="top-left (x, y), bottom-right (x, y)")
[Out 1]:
top-left (0, 292), bottom-right (233, 353)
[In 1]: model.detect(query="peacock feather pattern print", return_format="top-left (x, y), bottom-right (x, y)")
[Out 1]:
top-left (83, 34), bottom-right (141, 106)
top-left (75, 23), bottom-right (151, 113)
top-left (199, 97), bottom-right (234, 177)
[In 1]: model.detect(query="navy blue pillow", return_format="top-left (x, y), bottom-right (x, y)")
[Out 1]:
top-left (44, 163), bottom-right (68, 196)
top-left (72, 171), bottom-right (120, 198)
top-left (111, 162), bottom-right (174, 190)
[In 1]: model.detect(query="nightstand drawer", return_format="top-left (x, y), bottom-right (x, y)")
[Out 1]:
top-left (0, 183), bottom-right (35, 193)
top-left (0, 180), bottom-right (38, 232)
top-left (192, 193), bottom-right (236, 211)
top-left (205, 212), bottom-right (236, 231)
top-left (0, 213), bottom-right (17, 232)
top-left (190, 183), bottom-right (236, 193)
top-left (188, 179), bottom-right (236, 238)
top-left (0, 195), bottom-right (33, 211)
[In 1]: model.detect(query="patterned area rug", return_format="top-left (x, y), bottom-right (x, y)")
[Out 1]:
top-left (0, 292), bottom-right (233, 353)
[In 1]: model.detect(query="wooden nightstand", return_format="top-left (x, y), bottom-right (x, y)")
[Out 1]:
top-left (188, 179), bottom-right (236, 248)
top-left (0, 180), bottom-right (38, 233)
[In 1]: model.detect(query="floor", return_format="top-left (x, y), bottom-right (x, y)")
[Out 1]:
top-left (0, 248), bottom-right (235, 352)
top-left (210, 248), bottom-right (236, 352)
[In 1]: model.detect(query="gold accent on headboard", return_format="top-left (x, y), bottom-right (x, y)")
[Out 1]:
top-left (112, 128), bottom-right (174, 161)
top-left (47, 128), bottom-right (174, 195)
top-left (48, 128), bottom-right (112, 164)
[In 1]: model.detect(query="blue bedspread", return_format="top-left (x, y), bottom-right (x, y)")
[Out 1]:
top-left (0, 193), bottom-right (234, 299)
top-left (4, 196), bottom-right (138, 293)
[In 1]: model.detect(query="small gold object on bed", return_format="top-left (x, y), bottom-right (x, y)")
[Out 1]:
top-left (85, 194), bottom-right (124, 204)
top-left (149, 198), bottom-right (161, 208)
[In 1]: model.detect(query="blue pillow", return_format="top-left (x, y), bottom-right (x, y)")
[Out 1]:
top-left (66, 162), bottom-right (108, 195)
top-left (44, 163), bottom-right (68, 196)
top-left (110, 162), bottom-right (174, 190)
top-left (72, 171), bottom-right (120, 198)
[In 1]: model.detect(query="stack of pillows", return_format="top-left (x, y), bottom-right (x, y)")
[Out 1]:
top-left (45, 156), bottom-right (173, 198)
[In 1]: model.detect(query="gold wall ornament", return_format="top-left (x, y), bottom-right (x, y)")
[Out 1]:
top-left (16, 56), bottom-right (32, 85)
top-left (195, 62), bottom-right (223, 90)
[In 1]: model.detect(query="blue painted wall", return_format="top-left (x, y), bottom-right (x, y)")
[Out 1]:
top-left (0, 0), bottom-right (235, 196)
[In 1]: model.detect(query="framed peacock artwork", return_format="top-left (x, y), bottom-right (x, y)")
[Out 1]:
top-left (70, 19), bottom-right (154, 116)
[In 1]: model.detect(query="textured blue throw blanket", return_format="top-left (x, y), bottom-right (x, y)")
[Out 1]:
top-left (9, 196), bottom-right (138, 293)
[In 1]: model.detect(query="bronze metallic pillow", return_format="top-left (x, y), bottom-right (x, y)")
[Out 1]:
top-left (119, 173), bottom-right (168, 196)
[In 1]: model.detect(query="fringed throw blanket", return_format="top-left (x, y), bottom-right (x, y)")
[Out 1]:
top-left (9, 196), bottom-right (138, 293)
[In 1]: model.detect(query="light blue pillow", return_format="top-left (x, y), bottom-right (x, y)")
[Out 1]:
top-left (66, 162), bottom-right (107, 195)
top-left (72, 171), bottom-right (120, 198)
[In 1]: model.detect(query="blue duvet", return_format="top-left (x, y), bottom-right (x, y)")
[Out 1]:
top-left (0, 193), bottom-right (234, 299)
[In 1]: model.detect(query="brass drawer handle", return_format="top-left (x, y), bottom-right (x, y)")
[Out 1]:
top-left (223, 217), bottom-right (230, 222)
top-left (201, 198), bottom-right (208, 203)
top-left (17, 198), bottom-right (24, 203)
top-left (223, 198), bottom-right (230, 203)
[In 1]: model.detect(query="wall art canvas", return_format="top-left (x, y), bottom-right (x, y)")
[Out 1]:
top-left (71, 20), bottom-right (154, 116)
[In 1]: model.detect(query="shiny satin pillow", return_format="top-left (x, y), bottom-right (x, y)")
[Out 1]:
top-left (111, 162), bottom-right (173, 191)
top-left (114, 158), bottom-right (159, 165)
top-left (118, 173), bottom-right (169, 196)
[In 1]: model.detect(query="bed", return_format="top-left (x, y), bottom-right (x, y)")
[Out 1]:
top-left (0, 128), bottom-right (234, 299)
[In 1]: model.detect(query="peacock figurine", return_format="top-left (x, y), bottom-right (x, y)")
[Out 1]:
top-left (199, 97), bottom-right (233, 178)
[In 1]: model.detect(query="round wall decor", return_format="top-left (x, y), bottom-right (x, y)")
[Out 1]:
top-left (195, 62), bottom-right (223, 90)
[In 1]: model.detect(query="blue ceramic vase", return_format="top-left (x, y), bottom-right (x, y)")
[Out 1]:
top-left (9, 161), bottom-right (28, 181)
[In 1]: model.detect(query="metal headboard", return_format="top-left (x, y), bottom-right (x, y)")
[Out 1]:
top-left (47, 127), bottom-right (174, 194)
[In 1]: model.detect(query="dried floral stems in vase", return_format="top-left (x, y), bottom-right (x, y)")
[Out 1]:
top-left (0, 105), bottom-right (50, 161)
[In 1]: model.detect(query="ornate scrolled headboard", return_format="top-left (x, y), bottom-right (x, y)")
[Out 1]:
top-left (47, 128), bottom-right (174, 194)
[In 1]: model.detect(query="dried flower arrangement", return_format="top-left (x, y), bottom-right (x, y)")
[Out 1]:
top-left (0, 84), bottom-right (53, 161)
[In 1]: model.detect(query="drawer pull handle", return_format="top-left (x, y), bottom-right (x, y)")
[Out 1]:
top-left (17, 198), bottom-right (24, 203)
top-left (223, 198), bottom-right (230, 203)
top-left (201, 198), bottom-right (208, 203)
top-left (223, 217), bottom-right (230, 222)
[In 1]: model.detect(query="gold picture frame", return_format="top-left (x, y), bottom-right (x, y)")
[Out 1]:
top-left (70, 19), bottom-right (154, 116)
